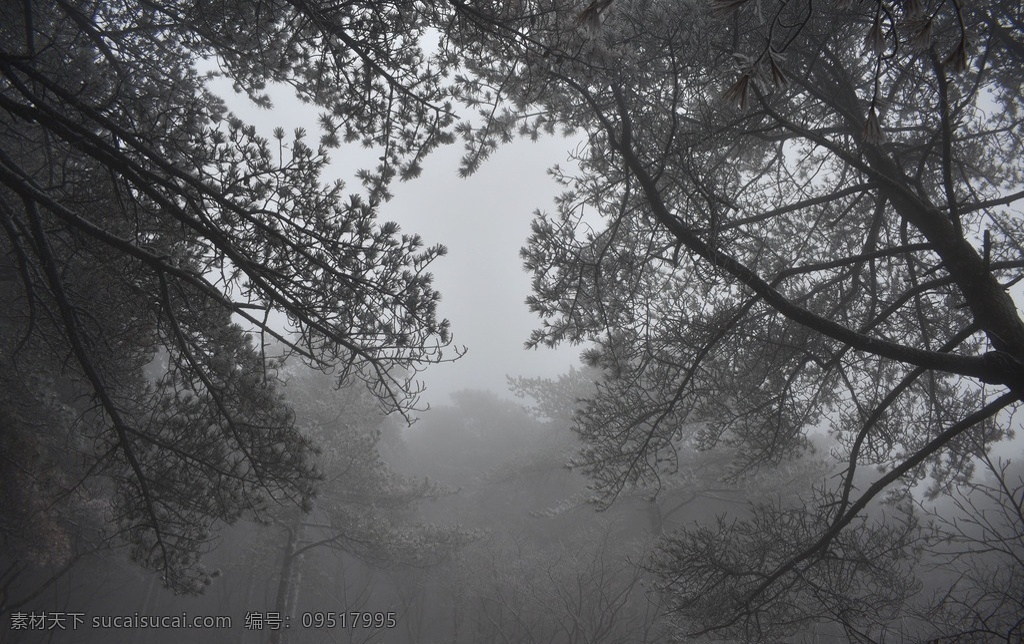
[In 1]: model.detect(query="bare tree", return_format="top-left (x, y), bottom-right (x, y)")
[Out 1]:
top-left (915, 449), bottom-right (1024, 641)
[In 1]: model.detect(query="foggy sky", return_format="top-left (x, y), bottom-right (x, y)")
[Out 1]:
top-left (210, 73), bottom-right (582, 409)
top-left (385, 138), bottom-right (583, 408)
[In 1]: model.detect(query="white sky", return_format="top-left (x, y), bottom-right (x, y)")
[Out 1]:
top-left (209, 75), bottom-right (584, 409)
top-left (385, 139), bottom-right (584, 408)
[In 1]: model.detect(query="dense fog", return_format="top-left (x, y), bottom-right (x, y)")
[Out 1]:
top-left (6, 364), bottom-right (1022, 642)
top-left (4, 1), bottom-right (1024, 642)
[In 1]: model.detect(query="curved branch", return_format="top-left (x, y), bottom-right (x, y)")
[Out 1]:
top-left (571, 76), bottom-right (1022, 394)
top-left (690, 389), bottom-right (1017, 638)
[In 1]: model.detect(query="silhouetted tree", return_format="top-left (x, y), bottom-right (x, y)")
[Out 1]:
top-left (0, 0), bottom-right (459, 595)
top-left (448, 0), bottom-right (1024, 638)
top-left (913, 449), bottom-right (1024, 641)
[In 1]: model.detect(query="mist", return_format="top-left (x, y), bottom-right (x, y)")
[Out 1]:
top-left (4, 3), bottom-right (1024, 643)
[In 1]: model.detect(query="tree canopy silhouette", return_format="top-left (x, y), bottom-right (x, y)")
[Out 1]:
top-left (448, 0), bottom-right (1024, 638)
top-left (3, 0), bottom-right (1023, 638)
top-left (0, 0), bottom-right (458, 593)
